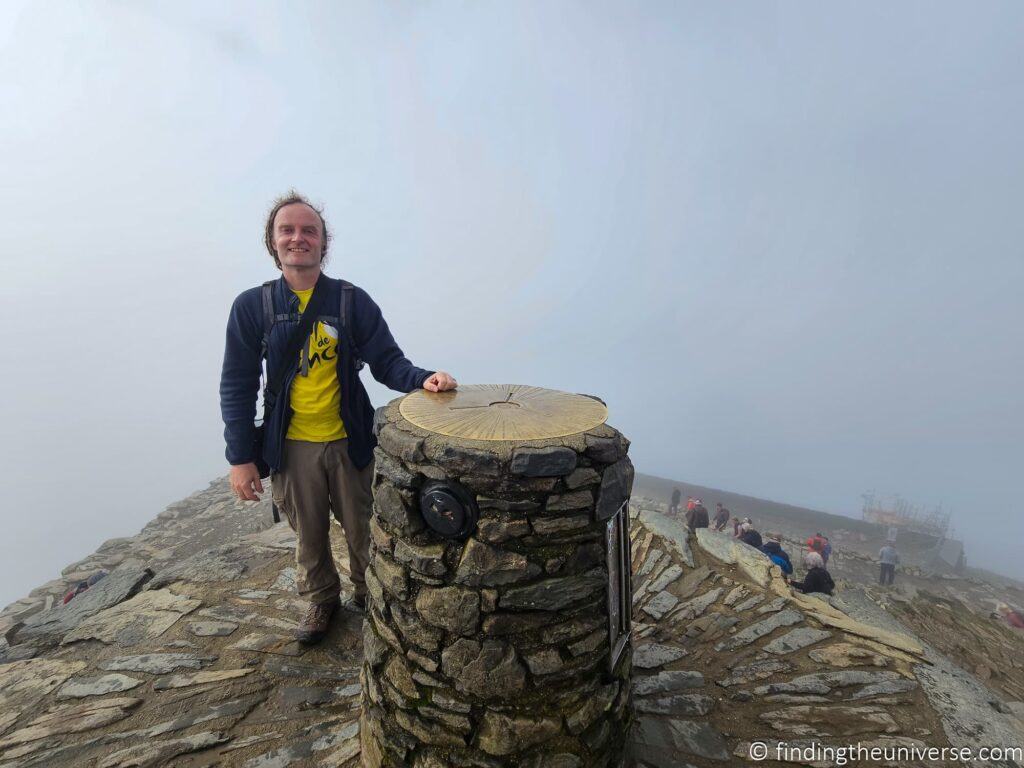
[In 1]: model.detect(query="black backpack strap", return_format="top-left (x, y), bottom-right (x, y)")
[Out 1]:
top-left (339, 280), bottom-right (364, 371)
top-left (265, 277), bottom-right (328, 410)
top-left (260, 281), bottom-right (275, 360)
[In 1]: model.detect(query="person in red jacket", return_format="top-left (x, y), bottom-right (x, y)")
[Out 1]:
top-left (807, 532), bottom-right (827, 555)
top-left (998, 603), bottom-right (1024, 629)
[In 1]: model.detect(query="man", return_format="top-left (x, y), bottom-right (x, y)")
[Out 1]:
top-left (738, 520), bottom-right (763, 549)
top-left (669, 488), bottom-right (682, 515)
top-left (712, 502), bottom-right (730, 531)
top-left (821, 536), bottom-right (833, 566)
top-left (806, 532), bottom-right (827, 560)
top-left (685, 501), bottom-right (709, 531)
top-left (878, 543), bottom-right (899, 586)
top-left (220, 192), bottom-right (456, 645)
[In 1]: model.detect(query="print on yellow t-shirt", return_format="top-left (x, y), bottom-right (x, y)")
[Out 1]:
top-left (286, 288), bottom-right (347, 441)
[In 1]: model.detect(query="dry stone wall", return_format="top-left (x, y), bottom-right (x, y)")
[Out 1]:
top-left (360, 400), bottom-right (635, 768)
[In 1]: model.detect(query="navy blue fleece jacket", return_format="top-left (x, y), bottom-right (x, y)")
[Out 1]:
top-left (219, 274), bottom-right (433, 472)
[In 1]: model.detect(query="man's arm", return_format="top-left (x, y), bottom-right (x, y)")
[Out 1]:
top-left (219, 290), bottom-right (264, 500)
top-left (353, 287), bottom-right (456, 392)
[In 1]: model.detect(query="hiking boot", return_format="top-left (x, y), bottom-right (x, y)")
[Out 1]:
top-left (296, 597), bottom-right (340, 645)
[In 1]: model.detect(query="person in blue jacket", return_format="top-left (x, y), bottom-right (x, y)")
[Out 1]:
top-left (761, 535), bottom-right (794, 576)
top-left (220, 192), bottom-right (457, 644)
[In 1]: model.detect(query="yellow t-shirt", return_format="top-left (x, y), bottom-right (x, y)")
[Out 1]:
top-left (285, 288), bottom-right (348, 441)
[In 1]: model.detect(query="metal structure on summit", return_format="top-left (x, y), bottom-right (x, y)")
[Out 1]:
top-left (861, 492), bottom-right (952, 538)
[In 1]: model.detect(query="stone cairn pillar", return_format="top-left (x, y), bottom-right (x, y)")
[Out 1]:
top-left (360, 385), bottom-right (635, 768)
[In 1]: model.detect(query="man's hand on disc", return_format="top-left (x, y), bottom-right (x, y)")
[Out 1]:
top-left (230, 463), bottom-right (264, 501)
top-left (423, 371), bottom-right (458, 392)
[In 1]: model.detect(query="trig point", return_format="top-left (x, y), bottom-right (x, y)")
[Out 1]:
top-left (361, 384), bottom-right (635, 768)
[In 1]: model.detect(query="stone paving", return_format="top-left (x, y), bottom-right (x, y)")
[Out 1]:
top-left (626, 508), bottom-right (1024, 768)
top-left (1, 480), bottom-right (1023, 766)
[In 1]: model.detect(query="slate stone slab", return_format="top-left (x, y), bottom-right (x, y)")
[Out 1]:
top-left (634, 693), bottom-right (716, 716)
top-left (716, 660), bottom-right (792, 687)
top-left (0, 697), bottom-right (142, 750)
top-left (262, 658), bottom-right (359, 682)
top-left (148, 546), bottom-right (247, 589)
top-left (630, 716), bottom-right (730, 763)
top-left (648, 565), bottom-right (683, 594)
top-left (763, 628), bottom-right (832, 656)
top-left (849, 678), bottom-right (919, 699)
top-left (14, 564), bottom-right (153, 645)
top-left (510, 446), bottom-right (577, 477)
top-left (714, 609), bottom-right (803, 652)
top-left (633, 643), bottom-right (688, 670)
top-left (187, 620), bottom-right (239, 637)
top-left (634, 670), bottom-right (705, 696)
top-left (57, 674), bottom-right (142, 699)
top-left (100, 653), bottom-right (213, 674)
top-left (642, 591), bottom-right (679, 620)
top-left (500, 572), bottom-right (604, 611)
top-left (440, 638), bottom-right (526, 699)
top-left (229, 633), bottom-right (305, 657)
top-left (97, 730), bottom-right (230, 768)
top-left (141, 692), bottom-right (267, 737)
top-left (153, 668), bottom-right (254, 690)
top-left (454, 539), bottom-right (540, 587)
top-left (61, 590), bottom-right (201, 647)
top-left (638, 510), bottom-right (694, 567)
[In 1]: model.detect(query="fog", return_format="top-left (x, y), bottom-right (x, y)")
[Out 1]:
top-left (1, 1), bottom-right (1022, 609)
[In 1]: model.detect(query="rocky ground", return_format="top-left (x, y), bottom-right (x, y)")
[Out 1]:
top-left (1, 478), bottom-right (1023, 766)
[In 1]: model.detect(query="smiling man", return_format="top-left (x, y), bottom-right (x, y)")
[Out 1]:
top-left (220, 191), bottom-right (456, 644)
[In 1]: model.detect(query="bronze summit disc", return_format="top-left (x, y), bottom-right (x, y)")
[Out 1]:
top-left (398, 384), bottom-right (608, 441)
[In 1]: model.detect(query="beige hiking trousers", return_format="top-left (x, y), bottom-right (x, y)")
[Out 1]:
top-left (270, 438), bottom-right (374, 605)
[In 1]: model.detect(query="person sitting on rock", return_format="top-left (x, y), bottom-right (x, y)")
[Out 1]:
top-left (685, 501), bottom-right (709, 531)
top-left (997, 603), bottom-right (1024, 629)
top-left (737, 521), bottom-right (763, 549)
top-left (791, 551), bottom-right (834, 596)
top-left (712, 502), bottom-right (731, 531)
top-left (761, 536), bottom-right (793, 576)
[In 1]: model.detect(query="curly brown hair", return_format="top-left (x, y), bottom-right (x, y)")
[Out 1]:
top-left (263, 190), bottom-right (332, 270)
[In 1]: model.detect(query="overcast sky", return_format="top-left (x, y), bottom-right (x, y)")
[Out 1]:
top-left (1, 1), bottom-right (1022, 609)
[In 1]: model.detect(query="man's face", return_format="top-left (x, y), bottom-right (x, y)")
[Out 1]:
top-left (273, 203), bottom-right (323, 270)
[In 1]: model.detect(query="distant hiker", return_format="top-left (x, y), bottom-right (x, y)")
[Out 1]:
top-left (62, 571), bottom-right (107, 605)
top-left (806, 532), bottom-right (827, 556)
top-left (762, 536), bottom-right (793, 576)
top-left (878, 544), bottom-right (899, 585)
top-left (738, 522), bottom-right (763, 550)
top-left (997, 603), bottom-right (1024, 630)
top-left (822, 536), bottom-right (833, 566)
top-left (669, 488), bottom-right (682, 515)
top-left (712, 503), bottom-right (730, 531)
top-left (220, 191), bottom-right (456, 645)
top-left (686, 502), bottom-right (709, 531)
top-left (792, 551), bottom-right (835, 596)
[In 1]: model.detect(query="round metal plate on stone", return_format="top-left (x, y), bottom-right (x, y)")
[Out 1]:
top-left (419, 481), bottom-right (478, 539)
top-left (399, 384), bottom-right (608, 441)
